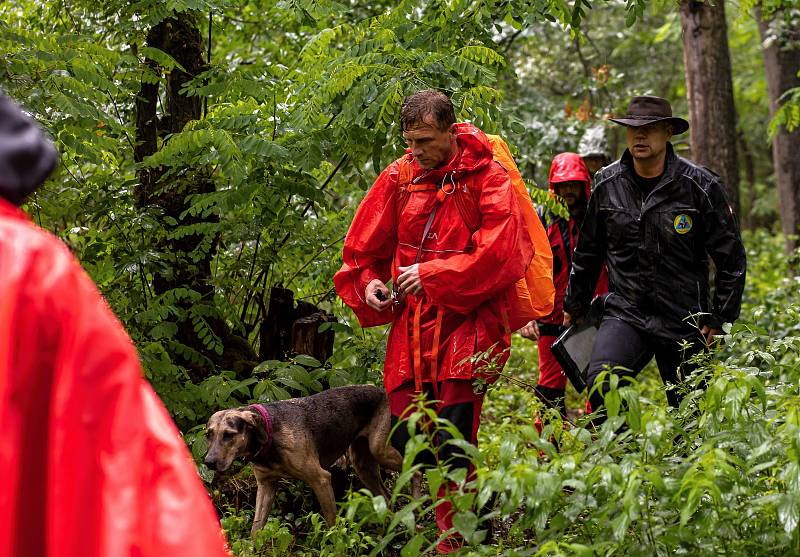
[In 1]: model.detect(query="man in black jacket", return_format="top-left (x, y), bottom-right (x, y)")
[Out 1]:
top-left (563, 96), bottom-right (746, 415)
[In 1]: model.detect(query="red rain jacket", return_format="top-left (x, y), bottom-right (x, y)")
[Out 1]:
top-left (0, 199), bottom-right (230, 557)
top-left (540, 153), bottom-right (608, 328)
top-left (334, 123), bottom-right (532, 393)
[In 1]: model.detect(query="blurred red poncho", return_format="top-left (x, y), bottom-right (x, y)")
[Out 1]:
top-left (334, 123), bottom-right (532, 393)
top-left (0, 199), bottom-right (230, 557)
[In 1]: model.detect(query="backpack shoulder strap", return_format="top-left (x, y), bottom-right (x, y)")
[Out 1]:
top-left (556, 217), bottom-right (571, 263)
top-left (396, 155), bottom-right (415, 219)
top-left (397, 155), bottom-right (414, 189)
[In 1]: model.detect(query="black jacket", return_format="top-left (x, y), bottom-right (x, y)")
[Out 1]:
top-left (564, 144), bottom-right (746, 340)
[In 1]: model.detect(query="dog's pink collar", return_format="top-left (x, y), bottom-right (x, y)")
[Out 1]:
top-left (249, 404), bottom-right (273, 456)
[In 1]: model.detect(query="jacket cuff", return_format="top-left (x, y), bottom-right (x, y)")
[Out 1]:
top-left (358, 269), bottom-right (383, 298)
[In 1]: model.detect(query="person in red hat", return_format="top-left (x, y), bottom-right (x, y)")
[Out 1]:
top-left (564, 95), bottom-right (746, 418)
top-left (334, 89), bottom-right (532, 553)
top-left (0, 92), bottom-right (230, 557)
top-left (520, 154), bottom-right (607, 417)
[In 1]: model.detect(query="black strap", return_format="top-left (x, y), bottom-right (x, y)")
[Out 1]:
top-left (412, 171), bottom-right (455, 264)
top-left (415, 200), bottom-right (440, 264)
top-left (557, 218), bottom-right (571, 266)
top-left (537, 323), bottom-right (566, 337)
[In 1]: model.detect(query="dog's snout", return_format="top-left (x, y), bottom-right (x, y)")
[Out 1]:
top-left (204, 456), bottom-right (218, 471)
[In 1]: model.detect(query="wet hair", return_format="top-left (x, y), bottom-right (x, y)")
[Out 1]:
top-left (399, 90), bottom-right (456, 132)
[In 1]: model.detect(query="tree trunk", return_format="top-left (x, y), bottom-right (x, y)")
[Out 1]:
top-left (756, 8), bottom-right (800, 255)
top-left (680, 0), bottom-right (741, 216)
top-left (134, 14), bottom-right (257, 380)
top-left (259, 287), bottom-right (335, 364)
top-left (292, 313), bottom-right (336, 364)
top-left (738, 132), bottom-right (756, 231)
top-left (259, 287), bottom-right (296, 362)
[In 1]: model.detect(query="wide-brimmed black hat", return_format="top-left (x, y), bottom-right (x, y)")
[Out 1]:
top-left (609, 96), bottom-right (689, 135)
top-left (0, 93), bottom-right (58, 205)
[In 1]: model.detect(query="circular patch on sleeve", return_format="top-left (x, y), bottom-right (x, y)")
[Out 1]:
top-left (673, 214), bottom-right (693, 234)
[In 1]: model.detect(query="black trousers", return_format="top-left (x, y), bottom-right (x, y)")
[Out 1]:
top-left (586, 317), bottom-right (706, 414)
top-left (387, 380), bottom-right (483, 472)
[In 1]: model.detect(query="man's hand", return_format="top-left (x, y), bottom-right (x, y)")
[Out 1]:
top-left (563, 312), bottom-right (584, 328)
top-left (397, 264), bottom-right (423, 296)
top-left (365, 279), bottom-right (391, 311)
top-left (701, 325), bottom-right (723, 346)
top-left (519, 320), bottom-right (539, 340)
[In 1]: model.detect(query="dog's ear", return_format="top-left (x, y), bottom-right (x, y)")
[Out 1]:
top-left (238, 410), bottom-right (260, 429)
top-left (230, 416), bottom-right (247, 432)
top-left (242, 409), bottom-right (268, 452)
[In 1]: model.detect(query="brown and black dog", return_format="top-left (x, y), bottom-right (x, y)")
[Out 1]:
top-left (204, 385), bottom-right (403, 534)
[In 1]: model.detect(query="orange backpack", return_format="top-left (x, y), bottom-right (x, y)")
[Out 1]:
top-left (396, 135), bottom-right (554, 331)
top-left (486, 134), bottom-right (555, 330)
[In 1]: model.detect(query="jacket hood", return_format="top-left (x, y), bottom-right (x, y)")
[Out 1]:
top-left (451, 122), bottom-right (494, 174)
top-left (548, 152), bottom-right (591, 198)
top-left (405, 122), bottom-right (494, 182)
top-left (0, 93), bottom-right (58, 205)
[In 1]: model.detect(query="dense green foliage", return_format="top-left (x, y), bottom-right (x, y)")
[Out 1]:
top-left (2, 0), bottom-right (800, 555)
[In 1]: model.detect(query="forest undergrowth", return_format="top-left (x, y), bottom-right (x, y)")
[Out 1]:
top-left (195, 230), bottom-right (800, 556)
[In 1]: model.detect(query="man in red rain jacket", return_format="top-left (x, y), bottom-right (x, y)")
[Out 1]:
top-left (520, 153), bottom-right (607, 415)
top-left (334, 90), bottom-right (531, 553)
top-left (0, 93), bottom-right (230, 557)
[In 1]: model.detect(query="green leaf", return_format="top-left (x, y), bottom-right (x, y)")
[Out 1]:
top-left (778, 493), bottom-right (800, 534)
top-left (453, 510), bottom-right (478, 538)
top-left (294, 354), bottom-right (322, 367)
top-left (140, 46), bottom-right (187, 73)
top-left (401, 534), bottom-right (427, 557)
